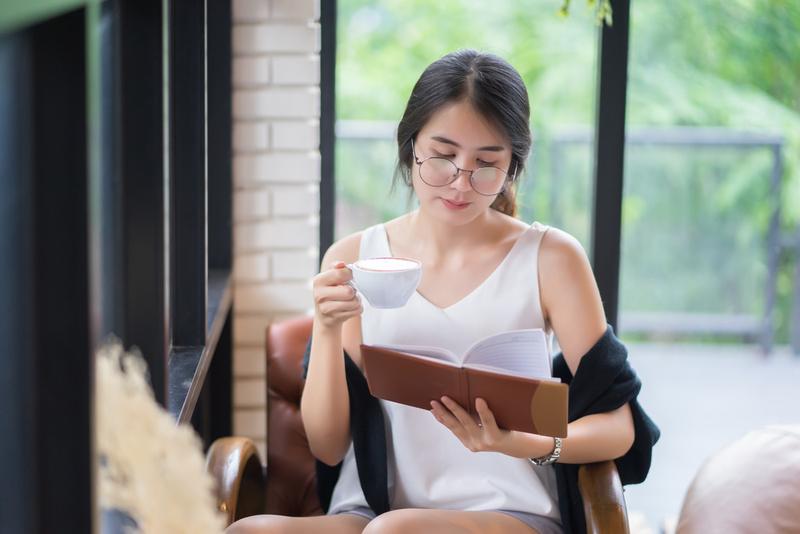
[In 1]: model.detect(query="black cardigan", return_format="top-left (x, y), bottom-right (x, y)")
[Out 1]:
top-left (302, 325), bottom-right (660, 534)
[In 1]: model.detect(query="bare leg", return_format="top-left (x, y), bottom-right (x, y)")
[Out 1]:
top-left (362, 509), bottom-right (539, 534)
top-left (226, 513), bottom-right (370, 534)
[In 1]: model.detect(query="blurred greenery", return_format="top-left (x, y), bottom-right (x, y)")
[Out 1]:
top-left (334, 0), bottom-right (800, 344)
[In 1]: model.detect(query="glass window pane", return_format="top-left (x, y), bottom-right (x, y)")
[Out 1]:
top-left (335, 0), bottom-right (601, 247)
top-left (621, 1), bottom-right (800, 528)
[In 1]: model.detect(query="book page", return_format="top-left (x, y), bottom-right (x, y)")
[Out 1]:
top-left (464, 363), bottom-right (561, 382)
top-left (462, 329), bottom-right (552, 378)
top-left (370, 343), bottom-right (460, 364)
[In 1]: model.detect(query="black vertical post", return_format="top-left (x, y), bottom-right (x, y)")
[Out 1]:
top-left (171, 0), bottom-right (207, 347)
top-left (207, 0), bottom-right (232, 271)
top-left (205, 0), bottom-right (233, 442)
top-left (0, 10), bottom-right (95, 532)
top-left (33, 12), bottom-right (92, 531)
top-left (0, 30), bottom-right (36, 534)
top-left (96, 0), bottom-right (123, 341)
top-left (319, 0), bottom-right (336, 260)
top-left (207, 310), bottom-right (233, 442)
top-left (590, 0), bottom-right (630, 331)
top-left (119, 0), bottom-right (169, 404)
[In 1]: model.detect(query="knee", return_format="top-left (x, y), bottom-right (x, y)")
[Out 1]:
top-left (225, 514), bottom-right (292, 534)
top-left (362, 510), bottom-right (418, 534)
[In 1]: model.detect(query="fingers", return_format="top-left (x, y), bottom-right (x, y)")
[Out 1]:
top-left (430, 397), bottom-right (508, 453)
top-left (430, 400), bottom-right (468, 440)
top-left (315, 284), bottom-right (356, 303)
top-left (313, 261), bottom-right (353, 288)
top-left (312, 260), bottom-right (361, 327)
top-left (475, 398), bottom-right (499, 431)
top-left (440, 396), bottom-right (481, 432)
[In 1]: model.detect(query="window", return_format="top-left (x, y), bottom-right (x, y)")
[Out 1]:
top-left (0, 1), bottom-right (233, 529)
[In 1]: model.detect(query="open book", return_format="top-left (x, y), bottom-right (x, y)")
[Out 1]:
top-left (361, 329), bottom-right (568, 437)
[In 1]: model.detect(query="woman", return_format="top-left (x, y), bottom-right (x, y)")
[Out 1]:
top-left (228, 49), bottom-right (657, 534)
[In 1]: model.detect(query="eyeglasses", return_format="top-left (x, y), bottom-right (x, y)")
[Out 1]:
top-left (411, 138), bottom-right (516, 196)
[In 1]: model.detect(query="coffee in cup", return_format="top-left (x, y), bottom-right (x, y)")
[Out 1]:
top-left (347, 257), bottom-right (422, 309)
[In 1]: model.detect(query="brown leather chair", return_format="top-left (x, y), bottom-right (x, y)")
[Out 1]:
top-left (675, 425), bottom-right (800, 534)
top-left (207, 315), bottom-right (630, 532)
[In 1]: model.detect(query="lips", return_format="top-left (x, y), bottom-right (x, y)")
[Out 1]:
top-left (442, 198), bottom-right (472, 210)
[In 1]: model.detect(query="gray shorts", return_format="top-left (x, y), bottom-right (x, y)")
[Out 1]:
top-left (336, 506), bottom-right (563, 534)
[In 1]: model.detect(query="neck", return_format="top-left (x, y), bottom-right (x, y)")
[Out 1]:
top-left (407, 207), bottom-right (499, 261)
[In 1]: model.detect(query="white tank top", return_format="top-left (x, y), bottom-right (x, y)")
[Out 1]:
top-left (327, 221), bottom-right (561, 521)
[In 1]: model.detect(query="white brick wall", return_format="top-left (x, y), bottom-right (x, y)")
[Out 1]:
top-left (233, 122), bottom-right (270, 151)
top-left (232, 0), bottom-right (320, 455)
top-left (234, 87), bottom-right (320, 119)
top-left (233, 23), bottom-right (320, 54)
top-left (272, 120), bottom-right (319, 151)
top-left (233, 57), bottom-right (271, 87)
top-left (234, 152), bottom-right (320, 186)
top-left (273, 55), bottom-right (320, 85)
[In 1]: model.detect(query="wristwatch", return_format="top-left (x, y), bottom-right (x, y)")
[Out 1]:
top-left (530, 437), bottom-right (562, 466)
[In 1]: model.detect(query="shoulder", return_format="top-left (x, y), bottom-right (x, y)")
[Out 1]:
top-left (491, 212), bottom-right (531, 243)
top-left (320, 230), bottom-right (364, 270)
top-left (538, 225), bottom-right (592, 279)
top-left (536, 225), bottom-right (607, 366)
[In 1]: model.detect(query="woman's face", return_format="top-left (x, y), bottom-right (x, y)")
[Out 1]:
top-left (412, 99), bottom-right (513, 224)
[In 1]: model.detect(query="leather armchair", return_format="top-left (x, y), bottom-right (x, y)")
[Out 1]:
top-left (206, 315), bottom-right (630, 532)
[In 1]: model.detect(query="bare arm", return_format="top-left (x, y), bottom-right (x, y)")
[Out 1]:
top-left (300, 236), bottom-right (364, 466)
top-left (537, 228), bottom-right (634, 462)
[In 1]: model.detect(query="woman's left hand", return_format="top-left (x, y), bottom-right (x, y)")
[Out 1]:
top-left (430, 396), bottom-right (513, 454)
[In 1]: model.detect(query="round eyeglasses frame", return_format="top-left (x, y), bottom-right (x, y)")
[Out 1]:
top-left (410, 138), bottom-right (517, 196)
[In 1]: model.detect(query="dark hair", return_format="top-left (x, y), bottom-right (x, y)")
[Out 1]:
top-left (394, 50), bottom-right (531, 217)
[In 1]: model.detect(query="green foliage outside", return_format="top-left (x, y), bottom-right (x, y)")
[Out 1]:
top-left (334, 0), bottom-right (800, 344)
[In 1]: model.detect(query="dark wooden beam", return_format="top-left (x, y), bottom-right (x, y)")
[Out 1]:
top-left (170, 0), bottom-right (207, 348)
top-left (591, 0), bottom-right (630, 331)
top-left (118, 0), bottom-right (169, 403)
top-left (319, 0), bottom-right (336, 260)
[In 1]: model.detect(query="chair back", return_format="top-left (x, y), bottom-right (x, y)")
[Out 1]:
top-left (265, 315), bottom-right (322, 516)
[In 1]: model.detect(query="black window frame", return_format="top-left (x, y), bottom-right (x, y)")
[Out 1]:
top-left (322, 0), bottom-right (631, 329)
top-left (1, 0), bottom-right (233, 529)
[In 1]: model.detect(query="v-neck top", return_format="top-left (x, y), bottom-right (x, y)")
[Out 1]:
top-left (327, 220), bottom-right (561, 522)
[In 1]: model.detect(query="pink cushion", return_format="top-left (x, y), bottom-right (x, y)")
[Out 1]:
top-left (677, 425), bottom-right (800, 533)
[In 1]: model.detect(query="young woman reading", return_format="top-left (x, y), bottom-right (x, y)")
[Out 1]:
top-left (228, 49), bottom-right (658, 534)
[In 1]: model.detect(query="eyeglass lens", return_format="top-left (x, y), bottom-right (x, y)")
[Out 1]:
top-left (419, 158), bottom-right (506, 195)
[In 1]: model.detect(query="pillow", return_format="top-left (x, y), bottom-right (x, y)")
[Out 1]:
top-left (676, 425), bottom-right (800, 534)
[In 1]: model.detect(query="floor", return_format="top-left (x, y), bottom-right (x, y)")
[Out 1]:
top-left (619, 341), bottom-right (800, 533)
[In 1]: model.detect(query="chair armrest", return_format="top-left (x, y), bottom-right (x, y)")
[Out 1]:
top-left (578, 460), bottom-right (630, 534)
top-left (206, 437), bottom-right (267, 526)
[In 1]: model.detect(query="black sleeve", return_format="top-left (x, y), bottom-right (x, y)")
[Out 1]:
top-left (301, 333), bottom-right (391, 515)
top-left (301, 335), bottom-right (312, 380)
top-left (552, 326), bottom-right (660, 534)
top-left (552, 325), bottom-right (660, 484)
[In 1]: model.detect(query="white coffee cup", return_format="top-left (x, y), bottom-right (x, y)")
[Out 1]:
top-left (346, 257), bottom-right (422, 309)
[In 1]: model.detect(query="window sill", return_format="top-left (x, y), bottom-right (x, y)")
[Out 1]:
top-left (167, 268), bottom-right (232, 423)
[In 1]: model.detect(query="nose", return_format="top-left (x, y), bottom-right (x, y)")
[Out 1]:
top-left (451, 167), bottom-right (472, 192)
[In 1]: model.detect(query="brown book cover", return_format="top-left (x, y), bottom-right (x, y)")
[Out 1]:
top-left (360, 332), bottom-right (568, 437)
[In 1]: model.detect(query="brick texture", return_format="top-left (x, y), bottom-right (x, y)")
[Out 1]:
top-left (232, 0), bottom-right (321, 446)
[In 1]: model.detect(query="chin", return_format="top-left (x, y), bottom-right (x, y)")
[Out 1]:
top-left (427, 200), bottom-right (485, 224)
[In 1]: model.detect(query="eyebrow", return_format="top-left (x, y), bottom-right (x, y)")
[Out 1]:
top-left (430, 135), bottom-right (506, 152)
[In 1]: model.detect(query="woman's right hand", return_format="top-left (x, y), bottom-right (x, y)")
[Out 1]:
top-left (312, 261), bottom-right (363, 329)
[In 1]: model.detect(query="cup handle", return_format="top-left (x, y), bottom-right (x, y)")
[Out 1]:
top-left (344, 263), bottom-right (358, 292)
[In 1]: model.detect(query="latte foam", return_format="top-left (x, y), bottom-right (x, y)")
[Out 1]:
top-left (355, 257), bottom-right (419, 272)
